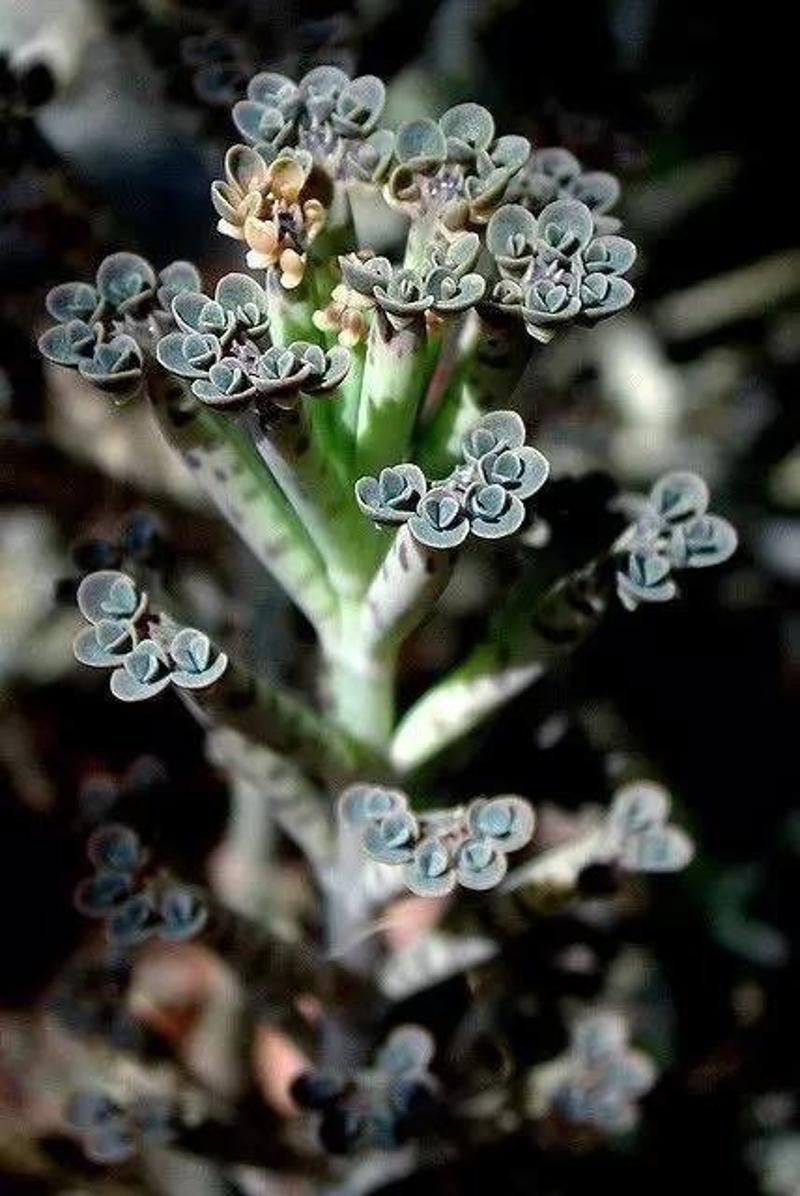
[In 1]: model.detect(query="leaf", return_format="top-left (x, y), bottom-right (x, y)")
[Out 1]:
top-left (77, 570), bottom-right (146, 625)
top-left (455, 838), bottom-right (507, 890)
top-left (158, 886), bottom-right (208, 940)
top-left (404, 837), bottom-right (456, 897)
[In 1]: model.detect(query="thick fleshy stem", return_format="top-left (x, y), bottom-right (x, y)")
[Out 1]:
top-left (403, 209), bottom-right (439, 272)
top-left (328, 336), bottom-right (367, 470)
top-left (146, 368), bottom-right (339, 639)
top-left (179, 655), bottom-right (380, 783)
top-left (360, 524), bottom-right (457, 656)
top-left (418, 309), bottom-right (531, 476)
top-left (243, 407), bottom-right (382, 601)
top-left (320, 606), bottom-right (398, 758)
top-left (501, 815), bottom-right (607, 895)
top-left (264, 271), bottom-right (320, 346)
top-left (355, 312), bottom-right (431, 477)
top-left (206, 727), bottom-right (334, 879)
top-left (389, 558), bottom-right (612, 775)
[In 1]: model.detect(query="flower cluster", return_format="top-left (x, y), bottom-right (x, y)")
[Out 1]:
top-left (291, 1025), bottom-right (438, 1155)
top-left (231, 66), bottom-right (392, 182)
top-left (73, 570), bottom-right (228, 702)
top-left (74, 823), bottom-right (208, 947)
top-left (507, 146), bottom-right (622, 234)
top-left (598, 781), bottom-right (695, 873)
top-left (338, 232), bottom-right (486, 330)
top-left (156, 270), bottom-right (349, 413)
top-left (340, 784), bottom-right (535, 896)
top-left (312, 281), bottom-right (375, 346)
top-left (211, 145), bottom-right (328, 287)
top-left (355, 410), bottom-right (549, 548)
top-left (38, 254), bottom-right (201, 400)
top-left (486, 199), bottom-right (637, 340)
top-left (386, 102), bottom-right (530, 231)
top-left (66, 1086), bottom-right (179, 1163)
top-left (546, 1012), bottom-right (656, 1134)
top-left (615, 471), bottom-right (738, 611)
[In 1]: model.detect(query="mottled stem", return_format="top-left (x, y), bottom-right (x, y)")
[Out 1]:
top-left (206, 727), bottom-right (333, 877)
top-left (418, 309), bottom-right (531, 476)
top-left (180, 656), bottom-right (378, 782)
top-left (243, 407), bottom-right (381, 601)
top-left (146, 367), bottom-right (338, 638)
top-left (390, 559), bottom-right (612, 775)
top-left (360, 524), bottom-right (456, 655)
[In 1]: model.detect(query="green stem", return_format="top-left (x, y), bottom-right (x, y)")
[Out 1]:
top-left (361, 524), bottom-right (456, 655)
top-left (207, 727), bottom-right (333, 877)
top-left (355, 314), bottom-right (430, 477)
top-left (403, 210), bottom-right (438, 271)
top-left (417, 311), bottom-right (531, 477)
top-left (146, 368), bottom-right (338, 638)
top-left (265, 270), bottom-right (320, 346)
top-left (182, 656), bottom-right (377, 782)
top-left (321, 602), bottom-right (397, 757)
top-left (243, 407), bottom-right (381, 601)
top-left (331, 335), bottom-right (367, 465)
top-left (389, 559), bottom-right (612, 775)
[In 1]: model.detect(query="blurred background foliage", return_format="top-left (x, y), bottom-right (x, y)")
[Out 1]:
top-left (1, 1), bottom-right (798, 1194)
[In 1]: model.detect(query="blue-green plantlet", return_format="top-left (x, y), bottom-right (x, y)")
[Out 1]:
top-left (614, 471), bottom-right (738, 610)
top-left (66, 1087), bottom-right (181, 1162)
top-left (74, 823), bottom-right (208, 947)
top-left (534, 1012), bottom-right (656, 1134)
top-left (340, 784), bottom-right (535, 896)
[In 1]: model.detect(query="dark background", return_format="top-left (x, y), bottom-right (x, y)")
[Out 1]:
top-left (1, 1), bottom-right (798, 1192)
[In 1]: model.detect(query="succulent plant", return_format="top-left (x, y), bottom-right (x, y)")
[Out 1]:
top-left (29, 62), bottom-right (742, 1183)
top-left (72, 570), bottom-right (228, 701)
top-left (507, 146), bottom-right (623, 234)
top-left (39, 253), bottom-right (203, 400)
top-left (211, 145), bottom-right (327, 287)
top-left (232, 67), bottom-right (389, 179)
top-left (339, 234), bottom-right (486, 333)
top-left (486, 199), bottom-right (637, 340)
top-left (66, 1087), bottom-right (179, 1162)
top-left (601, 782), bottom-right (695, 873)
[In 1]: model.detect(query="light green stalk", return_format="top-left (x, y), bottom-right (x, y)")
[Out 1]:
top-left (418, 310), bottom-right (531, 477)
top-left (206, 727), bottom-right (333, 876)
top-left (360, 524), bottom-right (456, 656)
top-left (146, 368), bottom-right (338, 639)
top-left (243, 407), bottom-right (382, 601)
top-left (321, 601), bottom-right (397, 757)
top-left (182, 655), bottom-right (377, 781)
top-left (389, 560), bottom-right (612, 775)
top-left (403, 210), bottom-right (438, 272)
top-left (330, 335), bottom-right (367, 467)
top-left (355, 313), bottom-right (430, 477)
top-left (265, 271), bottom-right (320, 346)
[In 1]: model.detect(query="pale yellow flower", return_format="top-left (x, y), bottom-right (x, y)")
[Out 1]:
top-left (312, 283), bottom-right (374, 346)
